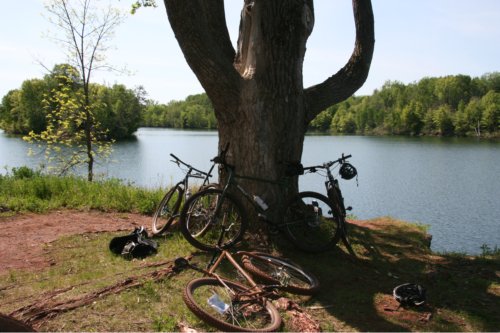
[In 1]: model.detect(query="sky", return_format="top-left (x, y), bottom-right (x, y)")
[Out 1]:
top-left (1, 1), bottom-right (499, 104)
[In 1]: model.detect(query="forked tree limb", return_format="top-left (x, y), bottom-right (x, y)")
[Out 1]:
top-left (304, 0), bottom-right (375, 121)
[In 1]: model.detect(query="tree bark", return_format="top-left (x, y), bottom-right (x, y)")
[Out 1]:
top-left (163, 0), bottom-right (374, 225)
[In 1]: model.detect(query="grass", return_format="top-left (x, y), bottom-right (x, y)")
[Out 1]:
top-left (1, 218), bottom-right (498, 332)
top-left (0, 166), bottom-right (164, 214)
top-left (0, 170), bottom-right (499, 331)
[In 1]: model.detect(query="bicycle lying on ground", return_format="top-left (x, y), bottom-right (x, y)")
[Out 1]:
top-left (175, 247), bottom-right (319, 332)
top-left (178, 144), bottom-right (353, 253)
top-left (151, 153), bottom-right (218, 235)
top-left (300, 154), bottom-right (358, 255)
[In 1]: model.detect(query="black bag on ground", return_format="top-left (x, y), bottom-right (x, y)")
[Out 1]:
top-left (109, 226), bottom-right (158, 259)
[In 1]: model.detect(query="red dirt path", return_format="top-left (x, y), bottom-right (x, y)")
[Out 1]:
top-left (0, 210), bottom-right (150, 274)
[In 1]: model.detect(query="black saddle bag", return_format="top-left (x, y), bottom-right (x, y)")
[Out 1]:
top-left (109, 226), bottom-right (158, 259)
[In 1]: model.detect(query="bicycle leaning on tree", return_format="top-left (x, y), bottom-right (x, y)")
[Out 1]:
top-left (151, 153), bottom-right (220, 236)
top-left (178, 144), bottom-right (356, 253)
top-left (300, 154), bottom-right (358, 255)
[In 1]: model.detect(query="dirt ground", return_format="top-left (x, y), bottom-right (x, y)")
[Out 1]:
top-left (0, 210), bottom-right (150, 275)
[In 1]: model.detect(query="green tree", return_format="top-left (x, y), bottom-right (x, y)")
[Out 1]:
top-left (435, 75), bottom-right (472, 110)
top-left (94, 84), bottom-right (142, 139)
top-left (480, 91), bottom-right (500, 133)
top-left (401, 101), bottom-right (424, 135)
top-left (331, 106), bottom-right (356, 134)
top-left (43, 0), bottom-right (125, 181)
top-left (433, 105), bottom-right (454, 136)
top-left (18, 79), bottom-right (48, 133)
top-left (465, 98), bottom-right (483, 136)
top-left (24, 74), bottom-right (113, 176)
top-left (309, 109), bottom-right (333, 131)
top-left (0, 90), bottom-right (22, 133)
top-left (453, 101), bottom-right (469, 136)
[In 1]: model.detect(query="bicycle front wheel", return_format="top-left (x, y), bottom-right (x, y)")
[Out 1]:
top-left (151, 185), bottom-right (183, 235)
top-left (183, 277), bottom-right (281, 332)
top-left (180, 188), bottom-right (247, 251)
top-left (241, 252), bottom-right (320, 295)
top-left (283, 191), bottom-right (341, 253)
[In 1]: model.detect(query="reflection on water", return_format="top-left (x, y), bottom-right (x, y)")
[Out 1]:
top-left (1, 128), bottom-right (499, 255)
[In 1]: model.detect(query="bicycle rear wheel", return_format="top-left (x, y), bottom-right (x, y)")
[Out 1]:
top-left (180, 188), bottom-right (247, 251)
top-left (183, 277), bottom-right (281, 332)
top-left (151, 184), bottom-right (183, 235)
top-left (283, 191), bottom-right (341, 252)
top-left (241, 252), bottom-right (320, 295)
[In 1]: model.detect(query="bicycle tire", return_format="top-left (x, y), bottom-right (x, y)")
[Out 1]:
top-left (180, 188), bottom-right (248, 251)
top-left (283, 191), bottom-right (341, 252)
top-left (328, 185), bottom-right (356, 255)
top-left (183, 277), bottom-right (281, 332)
top-left (151, 184), bottom-right (183, 235)
top-left (241, 252), bottom-right (320, 295)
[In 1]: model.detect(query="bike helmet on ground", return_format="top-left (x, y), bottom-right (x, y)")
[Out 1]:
top-left (339, 162), bottom-right (357, 180)
top-left (393, 283), bottom-right (426, 306)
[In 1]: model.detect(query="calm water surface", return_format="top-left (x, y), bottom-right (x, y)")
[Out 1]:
top-left (1, 128), bottom-right (499, 255)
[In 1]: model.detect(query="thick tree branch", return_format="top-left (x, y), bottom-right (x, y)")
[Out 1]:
top-left (304, 0), bottom-right (375, 122)
top-left (163, 0), bottom-right (241, 116)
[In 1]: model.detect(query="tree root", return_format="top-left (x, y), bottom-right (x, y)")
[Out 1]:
top-left (274, 297), bottom-right (322, 332)
top-left (9, 255), bottom-right (191, 328)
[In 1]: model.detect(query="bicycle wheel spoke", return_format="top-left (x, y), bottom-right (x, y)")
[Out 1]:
top-left (242, 253), bottom-right (320, 295)
top-left (284, 192), bottom-right (340, 252)
top-left (181, 189), bottom-right (247, 251)
top-left (152, 186), bottom-right (182, 235)
top-left (184, 278), bottom-right (280, 332)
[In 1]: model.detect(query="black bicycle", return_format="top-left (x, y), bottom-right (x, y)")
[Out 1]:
top-left (151, 153), bottom-right (218, 235)
top-left (178, 145), bottom-right (345, 253)
top-left (300, 154), bottom-right (358, 255)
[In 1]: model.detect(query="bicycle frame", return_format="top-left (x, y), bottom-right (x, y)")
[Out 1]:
top-left (302, 155), bottom-right (356, 255)
top-left (170, 153), bottom-right (216, 198)
top-left (208, 165), bottom-right (291, 248)
top-left (178, 249), bottom-right (274, 298)
top-left (152, 154), bottom-right (218, 235)
top-left (222, 168), bottom-right (279, 214)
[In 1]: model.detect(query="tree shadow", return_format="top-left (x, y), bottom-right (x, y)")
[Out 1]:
top-left (274, 218), bottom-right (500, 332)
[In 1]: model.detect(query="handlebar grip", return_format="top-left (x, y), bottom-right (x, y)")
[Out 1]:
top-left (170, 153), bottom-right (180, 161)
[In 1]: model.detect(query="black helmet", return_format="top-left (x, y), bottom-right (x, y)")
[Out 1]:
top-left (393, 283), bottom-right (426, 306)
top-left (339, 163), bottom-right (357, 180)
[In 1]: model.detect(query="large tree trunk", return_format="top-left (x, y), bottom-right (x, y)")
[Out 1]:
top-left (163, 0), bottom-right (374, 225)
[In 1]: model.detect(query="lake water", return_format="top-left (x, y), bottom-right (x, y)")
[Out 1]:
top-left (1, 128), bottom-right (499, 255)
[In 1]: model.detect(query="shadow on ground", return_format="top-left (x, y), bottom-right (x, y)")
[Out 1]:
top-left (274, 217), bottom-right (500, 332)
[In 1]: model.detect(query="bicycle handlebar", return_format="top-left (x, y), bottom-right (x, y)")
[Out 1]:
top-left (302, 154), bottom-right (352, 173)
top-left (170, 153), bottom-right (212, 177)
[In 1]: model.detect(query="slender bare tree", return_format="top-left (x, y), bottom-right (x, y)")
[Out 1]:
top-left (44, 0), bottom-right (126, 181)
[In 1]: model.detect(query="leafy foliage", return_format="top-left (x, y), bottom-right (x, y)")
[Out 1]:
top-left (308, 73), bottom-right (500, 137)
top-left (141, 93), bottom-right (216, 129)
top-left (0, 64), bottom-right (142, 140)
top-left (22, 69), bottom-right (114, 177)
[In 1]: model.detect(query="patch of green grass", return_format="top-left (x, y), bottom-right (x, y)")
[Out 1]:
top-left (0, 168), bottom-right (164, 214)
